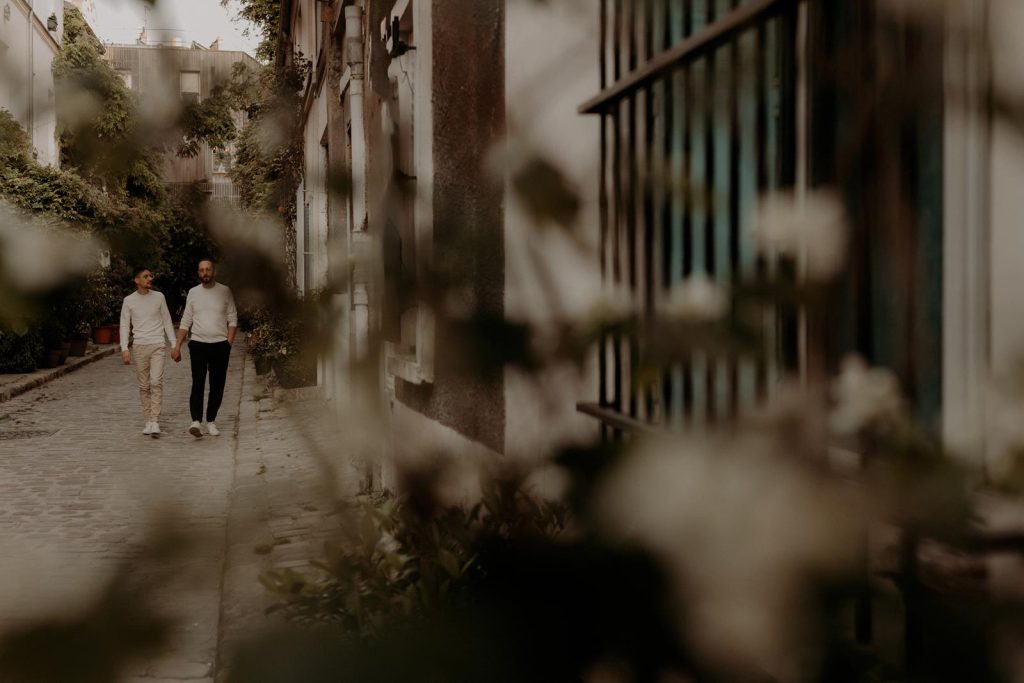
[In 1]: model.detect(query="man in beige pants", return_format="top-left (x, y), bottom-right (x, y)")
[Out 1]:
top-left (120, 266), bottom-right (179, 437)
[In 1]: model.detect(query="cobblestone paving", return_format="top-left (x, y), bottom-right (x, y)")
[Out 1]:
top-left (0, 343), bottom-right (246, 682)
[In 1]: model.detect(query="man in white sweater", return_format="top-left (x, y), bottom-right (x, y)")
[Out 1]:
top-left (172, 258), bottom-right (238, 438)
top-left (120, 266), bottom-right (178, 436)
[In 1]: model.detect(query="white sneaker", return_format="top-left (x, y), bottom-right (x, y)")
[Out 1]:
top-left (143, 422), bottom-right (153, 435)
top-left (189, 421), bottom-right (202, 438)
top-left (206, 422), bottom-right (220, 437)
top-left (150, 422), bottom-right (161, 436)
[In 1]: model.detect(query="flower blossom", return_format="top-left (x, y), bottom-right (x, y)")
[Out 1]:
top-left (658, 273), bottom-right (728, 323)
top-left (755, 190), bottom-right (848, 280)
top-left (829, 354), bottom-right (905, 436)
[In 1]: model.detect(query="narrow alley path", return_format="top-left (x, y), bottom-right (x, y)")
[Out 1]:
top-left (0, 344), bottom-right (245, 682)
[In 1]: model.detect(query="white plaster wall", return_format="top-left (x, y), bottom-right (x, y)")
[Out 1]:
top-left (502, 0), bottom-right (601, 463)
top-left (31, 30), bottom-right (56, 165)
top-left (988, 0), bottom-right (1024, 379)
top-left (0, 1), bottom-right (32, 126)
top-left (0, 0), bottom-right (59, 165)
top-left (298, 77), bottom-right (330, 295)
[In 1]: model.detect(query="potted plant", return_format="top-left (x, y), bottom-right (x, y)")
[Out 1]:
top-left (38, 317), bottom-right (67, 368)
top-left (244, 305), bottom-right (279, 375)
top-left (92, 325), bottom-right (113, 345)
top-left (85, 269), bottom-right (123, 345)
top-left (270, 296), bottom-right (319, 389)
top-left (68, 323), bottom-right (90, 356)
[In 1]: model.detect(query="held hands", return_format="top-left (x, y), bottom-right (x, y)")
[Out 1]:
top-left (121, 350), bottom-right (131, 365)
top-left (171, 346), bottom-right (182, 363)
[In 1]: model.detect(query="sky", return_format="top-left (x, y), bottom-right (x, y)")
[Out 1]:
top-left (88, 0), bottom-right (261, 56)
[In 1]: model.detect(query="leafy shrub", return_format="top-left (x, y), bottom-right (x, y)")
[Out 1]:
top-left (0, 109), bottom-right (31, 162)
top-left (0, 326), bottom-right (42, 373)
top-left (245, 292), bottom-right (321, 387)
top-left (260, 476), bottom-right (568, 638)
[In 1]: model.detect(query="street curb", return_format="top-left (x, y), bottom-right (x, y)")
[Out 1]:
top-left (0, 346), bottom-right (119, 404)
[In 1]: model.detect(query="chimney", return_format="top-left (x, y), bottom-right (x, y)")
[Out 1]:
top-left (209, 36), bottom-right (220, 50)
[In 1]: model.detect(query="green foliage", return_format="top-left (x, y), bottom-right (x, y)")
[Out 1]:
top-left (229, 58), bottom-right (309, 222)
top-left (245, 291), bottom-right (320, 387)
top-left (154, 187), bottom-right (221, 318)
top-left (261, 478), bottom-right (568, 639)
top-left (0, 325), bottom-right (42, 373)
top-left (222, 0), bottom-right (280, 63)
top-left (178, 86), bottom-right (238, 158)
top-left (0, 109), bottom-right (31, 162)
top-left (0, 155), bottom-right (109, 225)
top-left (54, 6), bottom-right (160, 199)
top-left (86, 263), bottom-right (132, 326)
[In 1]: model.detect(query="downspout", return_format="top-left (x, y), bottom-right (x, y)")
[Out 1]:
top-left (344, 3), bottom-right (366, 237)
top-left (27, 0), bottom-right (34, 152)
top-left (343, 3), bottom-right (369, 362)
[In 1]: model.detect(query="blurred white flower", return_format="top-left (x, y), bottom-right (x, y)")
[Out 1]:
top-left (595, 435), bottom-right (860, 678)
top-left (54, 87), bottom-right (103, 130)
top-left (658, 274), bottom-right (728, 322)
top-left (829, 354), bottom-right (905, 436)
top-left (0, 205), bottom-right (103, 292)
top-left (205, 203), bottom-right (287, 266)
top-left (755, 190), bottom-right (848, 280)
top-left (377, 532), bottom-right (401, 556)
top-left (584, 285), bottom-right (635, 323)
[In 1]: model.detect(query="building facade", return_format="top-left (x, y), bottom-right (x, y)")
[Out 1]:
top-left (102, 40), bottom-right (260, 201)
top-left (575, 0), bottom-right (1024, 470)
top-left (281, 0), bottom-right (601, 472)
top-left (0, 0), bottom-right (63, 166)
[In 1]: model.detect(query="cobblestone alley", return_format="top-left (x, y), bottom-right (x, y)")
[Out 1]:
top-left (0, 343), bottom-right (359, 682)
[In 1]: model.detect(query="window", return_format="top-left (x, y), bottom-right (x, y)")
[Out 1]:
top-left (582, 0), bottom-right (798, 432)
top-left (212, 146), bottom-right (233, 174)
top-left (179, 71), bottom-right (200, 103)
top-left (383, 0), bottom-right (434, 384)
top-left (581, 0), bottom-right (943, 435)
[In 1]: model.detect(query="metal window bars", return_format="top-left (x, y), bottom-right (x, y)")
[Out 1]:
top-left (581, 0), bottom-right (799, 438)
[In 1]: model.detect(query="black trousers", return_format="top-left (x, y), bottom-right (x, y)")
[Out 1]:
top-left (188, 340), bottom-right (231, 422)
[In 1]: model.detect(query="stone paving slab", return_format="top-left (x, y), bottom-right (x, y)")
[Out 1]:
top-left (0, 342), bottom-right (246, 682)
top-left (216, 359), bottom-right (362, 682)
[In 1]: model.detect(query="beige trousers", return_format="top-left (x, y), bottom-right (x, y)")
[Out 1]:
top-left (133, 343), bottom-right (166, 422)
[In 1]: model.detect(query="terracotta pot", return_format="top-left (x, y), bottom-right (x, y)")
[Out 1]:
top-left (92, 326), bottom-right (112, 344)
top-left (110, 324), bottom-right (120, 345)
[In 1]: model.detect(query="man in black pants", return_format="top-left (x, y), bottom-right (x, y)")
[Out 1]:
top-left (172, 259), bottom-right (238, 437)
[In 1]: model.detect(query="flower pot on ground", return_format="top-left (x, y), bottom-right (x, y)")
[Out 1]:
top-left (92, 326), bottom-right (112, 345)
top-left (109, 324), bottom-right (120, 345)
top-left (272, 355), bottom-right (317, 389)
top-left (40, 349), bottom-right (64, 369)
top-left (254, 356), bottom-right (273, 375)
top-left (68, 336), bottom-right (88, 357)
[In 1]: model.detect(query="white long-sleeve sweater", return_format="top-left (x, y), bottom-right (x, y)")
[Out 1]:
top-left (119, 291), bottom-right (176, 351)
top-left (179, 283), bottom-right (238, 343)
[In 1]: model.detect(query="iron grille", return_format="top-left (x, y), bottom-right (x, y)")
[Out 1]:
top-left (583, 0), bottom-right (800, 435)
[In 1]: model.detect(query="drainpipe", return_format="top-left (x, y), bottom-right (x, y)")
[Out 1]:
top-left (344, 3), bottom-right (366, 234)
top-left (27, 0), bottom-right (34, 152)
top-left (343, 3), bottom-right (370, 363)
